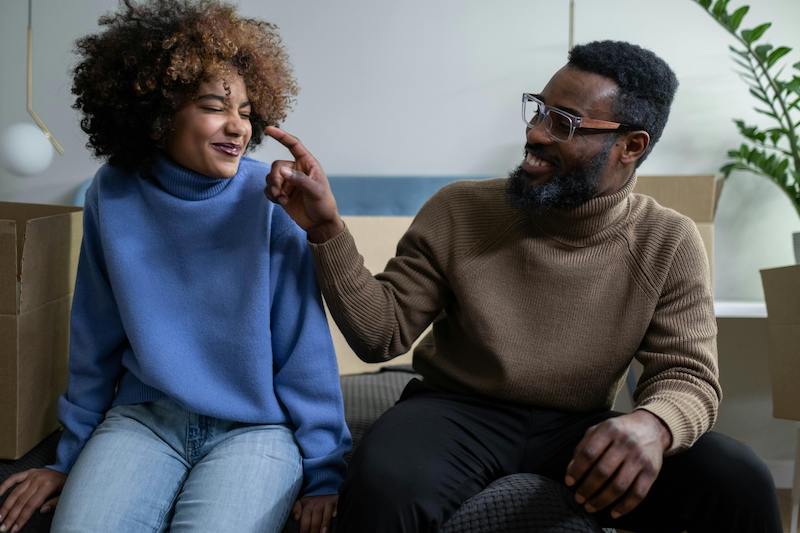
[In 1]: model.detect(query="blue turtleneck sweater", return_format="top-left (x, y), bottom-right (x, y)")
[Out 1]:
top-left (50, 155), bottom-right (350, 496)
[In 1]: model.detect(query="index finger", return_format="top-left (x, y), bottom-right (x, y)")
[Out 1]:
top-left (566, 427), bottom-right (613, 487)
top-left (265, 126), bottom-right (318, 165)
top-left (0, 471), bottom-right (27, 497)
top-left (322, 501), bottom-right (334, 532)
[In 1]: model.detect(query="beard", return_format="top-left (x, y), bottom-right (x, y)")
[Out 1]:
top-left (506, 138), bottom-right (615, 213)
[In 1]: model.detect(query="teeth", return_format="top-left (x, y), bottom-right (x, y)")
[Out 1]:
top-left (214, 144), bottom-right (240, 155)
top-left (526, 153), bottom-right (550, 167)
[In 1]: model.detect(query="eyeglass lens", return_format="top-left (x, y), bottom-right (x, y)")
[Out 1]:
top-left (523, 97), bottom-right (574, 141)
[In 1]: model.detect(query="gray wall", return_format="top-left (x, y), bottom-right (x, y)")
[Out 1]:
top-left (1, 0), bottom-right (799, 300)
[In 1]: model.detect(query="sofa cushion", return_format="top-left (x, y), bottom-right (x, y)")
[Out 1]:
top-left (340, 366), bottom-right (418, 451)
top-left (441, 473), bottom-right (607, 533)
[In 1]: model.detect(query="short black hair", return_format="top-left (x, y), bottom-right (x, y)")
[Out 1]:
top-left (568, 40), bottom-right (678, 167)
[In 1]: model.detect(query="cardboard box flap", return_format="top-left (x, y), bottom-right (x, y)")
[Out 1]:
top-left (634, 175), bottom-right (717, 223)
top-left (18, 210), bottom-right (82, 313)
top-left (0, 221), bottom-right (18, 315)
top-left (760, 265), bottom-right (800, 324)
top-left (0, 202), bottom-right (82, 224)
top-left (1, 203), bottom-right (83, 314)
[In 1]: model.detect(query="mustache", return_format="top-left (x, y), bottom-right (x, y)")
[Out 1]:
top-left (524, 144), bottom-right (558, 166)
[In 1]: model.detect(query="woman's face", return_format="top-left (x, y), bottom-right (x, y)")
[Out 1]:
top-left (165, 73), bottom-right (253, 178)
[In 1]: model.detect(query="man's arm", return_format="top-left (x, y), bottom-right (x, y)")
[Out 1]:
top-left (566, 220), bottom-right (720, 518)
top-left (264, 127), bottom-right (450, 361)
top-left (631, 220), bottom-right (720, 452)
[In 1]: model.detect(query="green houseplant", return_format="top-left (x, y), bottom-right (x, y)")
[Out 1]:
top-left (692, 0), bottom-right (800, 260)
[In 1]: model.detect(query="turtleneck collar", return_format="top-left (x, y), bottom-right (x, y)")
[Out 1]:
top-left (530, 173), bottom-right (637, 245)
top-left (149, 154), bottom-right (235, 201)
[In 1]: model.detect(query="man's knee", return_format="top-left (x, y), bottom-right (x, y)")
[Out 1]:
top-left (678, 432), bottom-right (776, 502)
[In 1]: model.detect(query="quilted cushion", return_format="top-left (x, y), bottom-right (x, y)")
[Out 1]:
top-left (441, 473), bottom-right (607, 533)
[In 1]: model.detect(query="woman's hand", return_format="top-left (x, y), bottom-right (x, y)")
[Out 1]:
top-left (292, 493), bottom-right (338, 533)
top-left (0, 468), bottom-right (65, 532)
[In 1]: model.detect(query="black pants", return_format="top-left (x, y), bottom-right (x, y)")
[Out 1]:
top-left (337, 379), bottom-right (782, 533)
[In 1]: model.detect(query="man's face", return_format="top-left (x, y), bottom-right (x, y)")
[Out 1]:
top-left (508, 66), bottom-right (626, 212)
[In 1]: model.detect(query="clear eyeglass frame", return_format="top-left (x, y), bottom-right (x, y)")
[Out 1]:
top-left (521, 93), bottom-right (639, 142)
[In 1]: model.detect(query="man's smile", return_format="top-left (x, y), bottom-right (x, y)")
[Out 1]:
top-left (521, 148), bottom-right (559, 181)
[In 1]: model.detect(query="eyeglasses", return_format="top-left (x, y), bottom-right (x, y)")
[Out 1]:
top-left (522, 93), bottom-right (640, 142)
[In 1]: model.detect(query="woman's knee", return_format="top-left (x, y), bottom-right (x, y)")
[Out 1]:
top-left (51, 417), bottom-right (188, 532)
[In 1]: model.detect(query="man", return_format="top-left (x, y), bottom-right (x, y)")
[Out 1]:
top-left (265, 40), bottom-right (781, 532)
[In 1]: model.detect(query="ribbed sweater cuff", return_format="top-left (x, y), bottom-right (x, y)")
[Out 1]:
top-left (303, 468), bottom-right (343, 497)
top-left (634, 399), bottom-right (701, 455)
top-left (308, 225), bottom-right (363, 288)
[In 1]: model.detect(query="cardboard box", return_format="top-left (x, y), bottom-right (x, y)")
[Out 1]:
top-left (634, 175), bottom-right (719, 276)
top-left (760, 265), bottom-right (800, 421)
top-left (330, 216), bottom-right (415, 375)
top-left (0, 202), bottom-right (82, 459)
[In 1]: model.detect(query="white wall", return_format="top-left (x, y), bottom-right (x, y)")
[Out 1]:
top-left (1, 0), bottom-right (799, 300)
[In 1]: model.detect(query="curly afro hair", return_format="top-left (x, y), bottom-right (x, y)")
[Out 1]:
top-left (568, 40), bottom-right (678, 167)
top-left (72, 0), bottom-right (298, 170)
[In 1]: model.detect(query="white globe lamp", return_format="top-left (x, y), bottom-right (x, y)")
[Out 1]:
top-left (1, 0), bottom-right (64, 179)
top-left (0, 122), bottom-right (54, 177)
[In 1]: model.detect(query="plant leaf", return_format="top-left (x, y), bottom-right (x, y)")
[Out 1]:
top-left (766, 128), bottom-right (786, 145)
top-left (697, 0), bottom-right (713, 9)
top-left (754, 107), bottom-right (779, 119)
top-left (784, 84), bottom-right (800, 98)
top-left (720, 162), bottom-right (741, 178)
top-left (734, 120), bottom-right (768, 143)
top-left (732, 57), bottom-right (752, 71)
top-left (754, 44), bottom-right (773, 61)
top-left (712, 0), bottom-right (730, 17)
top-left (749, 87), bottom-right (771, 105)
top-left (728, 5), bottom-right (749, 31)
top-left (737, 71), bottom-right (759, 85)
top-left (767, 46), bottom-right (792, 68)
top-left (741, 22), bottom-right (771, 44)
top-left (738, 143), bottom-right (751, 159)
top-left (729, 45), bottom-right (750, 58)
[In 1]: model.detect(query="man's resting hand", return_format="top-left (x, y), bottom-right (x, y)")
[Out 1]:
top-left (565, 409), bottom-right (671, 519)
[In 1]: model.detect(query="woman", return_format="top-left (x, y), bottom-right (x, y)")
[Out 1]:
top-left (0, 1), bottom-right (349, 532)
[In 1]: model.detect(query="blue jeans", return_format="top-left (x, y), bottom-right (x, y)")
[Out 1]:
top-left (51, 397), bottom-right (303, 532)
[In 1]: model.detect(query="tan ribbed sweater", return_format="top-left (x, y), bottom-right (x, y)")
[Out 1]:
top-left (310, 175), bottom-right (720, 453)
